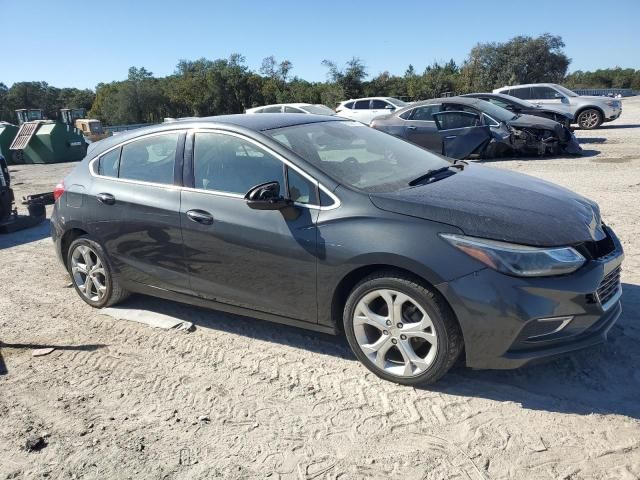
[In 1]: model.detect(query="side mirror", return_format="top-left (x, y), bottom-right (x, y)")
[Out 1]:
top-left (244, 181), bottom-right (291, 210)
top-left (385, 105), bottom-right (395, 110)
top-left (554, 92), bottom-right (564, 99)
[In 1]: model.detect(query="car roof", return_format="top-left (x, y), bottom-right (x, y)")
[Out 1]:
top-left (463, 92), bottom-right (521, 102)
top-left (249, 103), bottom-right (313, 109)
top-left (495, 83), bottom-right (559, 90)
top-left (88, 114), bottom-right (344, 159)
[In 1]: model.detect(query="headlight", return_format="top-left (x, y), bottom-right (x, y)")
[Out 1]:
top-left (605, 100), bottom-right (620, 107)
top-left (440, 234), bottom-right (586, 277)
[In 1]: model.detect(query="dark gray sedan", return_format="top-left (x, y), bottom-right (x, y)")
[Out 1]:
top-left (51, 114), bottom-right (622, 385)
top-left (370, 96), bottom-right (581, 159)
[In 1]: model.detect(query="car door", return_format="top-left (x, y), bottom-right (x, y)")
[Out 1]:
top-left (88, 130), bottom-right (191, 293)
top-left (404, 104), bottom-right (442, 151)
top-left (432, 111), bottom-right (492, 159)
top-left (180, 130), bottom-right (319, 322)
top-left (369, 99), bottom-right (393, 122)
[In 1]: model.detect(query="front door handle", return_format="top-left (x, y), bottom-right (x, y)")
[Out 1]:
top-left (407, 126), bottom-right (417, 130)
top-left (96, 193), bottom-right (115, 205)
top-left (186, 209), bottom-right (214, 225)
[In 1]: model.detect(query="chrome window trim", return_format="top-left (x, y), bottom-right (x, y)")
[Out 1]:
top-left (88, 127), bottom-right (341, 211)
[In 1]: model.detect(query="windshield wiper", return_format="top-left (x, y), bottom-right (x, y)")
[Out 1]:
top-left (408, 163), bottom-right (464, 187)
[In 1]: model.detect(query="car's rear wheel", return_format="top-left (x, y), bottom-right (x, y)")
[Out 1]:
top-left (343, 273), bottom-right (463, 385)
top-left (577, 109), bottom-right (603, 129)
top-left (67, 235), bottom-right (128, 308)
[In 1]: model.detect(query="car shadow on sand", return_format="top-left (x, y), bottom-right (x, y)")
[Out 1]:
top-left (109, 282), bottom-right (640, 419)
top-left (0, 219), bottom-right (51, 250)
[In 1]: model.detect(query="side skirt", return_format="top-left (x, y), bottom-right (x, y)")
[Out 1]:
top-left (122, 280), bottom-right (338, 336)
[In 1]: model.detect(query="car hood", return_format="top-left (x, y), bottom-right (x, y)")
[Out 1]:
top-left (369, 164), bottom-right (606, 247)
top-left (508, 114), bottom-right (563, 131)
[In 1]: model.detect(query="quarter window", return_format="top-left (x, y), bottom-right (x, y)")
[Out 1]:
top-left (193, 133), bottom-right (285, 195)
top-left (118, 133), bottom-right (179, 184)
top-left (98, 148), bottom-right (120, 177)
top-left (344, 101), bottom-right (354, 109)
top-left (287, 167), bottom-right (318, 205)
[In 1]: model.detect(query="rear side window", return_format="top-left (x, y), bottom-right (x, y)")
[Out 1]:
top-left (508, 87), bottom-right (532, 100)
top-left (354, 100), bottom-right (370, 110)
top-left (118, 133), bottom-right (179, 185)
top-left (262, 106), bottom-right (282, 113)
top-left (410, 105), bottom-right (440, 121)
top-left (98, 148), bottom-right (120, 177)
top-left (194, 133), bottom-right (285, 195)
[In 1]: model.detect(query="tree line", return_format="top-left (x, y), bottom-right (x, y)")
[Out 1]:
top-left (1, 34), bottom-right (639, 126)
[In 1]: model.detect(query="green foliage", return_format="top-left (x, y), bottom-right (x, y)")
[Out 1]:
top-left (2, 34), bottom-right (637, 126)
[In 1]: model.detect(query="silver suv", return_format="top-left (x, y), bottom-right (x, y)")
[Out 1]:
top-left (493, 83), bottom-right (622, 129)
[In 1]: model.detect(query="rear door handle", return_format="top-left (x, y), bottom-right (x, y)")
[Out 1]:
top-left (96, 193), bottom-right (115, 205)
top-left (186, 209), bottom-right (214, 225)
top-left (407, 126), bottom-right (417, 130)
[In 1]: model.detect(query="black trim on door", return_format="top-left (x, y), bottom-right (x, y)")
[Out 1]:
top-left (173, 131), bottom-right (187, 187)
top-left (183, 130), bottom-right (195, 189)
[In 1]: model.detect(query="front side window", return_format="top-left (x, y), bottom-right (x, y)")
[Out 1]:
top-left (118, 133), bottom-right (179, 184)
top-left (284, 106), bottom-right (305, 113)
top-left (262, 106), bottom-right (283, 113)
top-left (98, 148), bottom-right (120, 177)
top-left (193, 133), bottom-right (285, 195)
top-left (371, 99), bottom-right (390, 109)
top-left (354, 100), bottom-right (370, 110)
top-left (508, 87), bottom-right (532, 100)
top-left (434, 111), bottom-right (480, 130)
top-left (266, 121), bottom-right (449, 193)
top-left (531, 86), bottom-right (560, 99)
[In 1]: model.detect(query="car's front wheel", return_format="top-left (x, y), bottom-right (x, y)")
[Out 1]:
top-left (67, 235), bottom-right (129, 308)
top-left (577, 108), bottom-right (603, 129)
top-left (343, 273), bottom-right (463, 385)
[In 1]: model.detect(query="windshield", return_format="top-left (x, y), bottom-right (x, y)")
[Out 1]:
top-left (554, 85), bottom-right (578, 97)
top-left (387, 98), bottom-right (408, 107)
top-left (266, 121), bottom-right (449, 193)
top-left (301, 105), bottom-right (336, 115)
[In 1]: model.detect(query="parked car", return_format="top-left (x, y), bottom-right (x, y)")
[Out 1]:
top-left (246, 103), bottom-right (336, 115)
top-left (493, 83), bottom-right (622, 129)
top-left (51, 114), bottom-right (623, 385)
top-left (336, 97), bottom-right (407, 124)
top-left (462, 93), bottom-right (574, 128)
top-left (370, 96), bottom-right (581, 159)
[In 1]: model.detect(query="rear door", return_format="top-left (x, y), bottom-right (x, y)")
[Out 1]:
top-left (432, 111), bottom-right (491, 159)
top-left (87, 131), bottom-right (190, 292)
top-left (351, 99), bottom-right (372, 123)
top-left (404, 104), bottom-right (442, 151)
top-left (179, 130), bottom-right (319, 322)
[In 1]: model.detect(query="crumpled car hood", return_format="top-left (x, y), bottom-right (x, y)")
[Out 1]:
top-left (508, 114), bottom-right (563, 131)
top-left (369, 164), bottom-right (606, 247)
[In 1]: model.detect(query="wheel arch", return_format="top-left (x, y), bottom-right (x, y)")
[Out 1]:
top-left (575, 105), bottom-right (604, 121)
top-left (60, 227), bottom-right (89, 268)
top-left (330, 263), bottom-right (460, 336)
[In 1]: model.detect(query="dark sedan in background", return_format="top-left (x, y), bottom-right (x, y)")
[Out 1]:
top-left (370, 96), bottom-right (582, 159)
top-left (462, 92), bottom-right (574, 128)
top-left (51, 114), bottom-right (621, 385)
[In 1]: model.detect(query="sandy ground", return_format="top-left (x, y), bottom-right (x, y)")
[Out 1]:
top-left (1, 99), bottom-right (640, 480)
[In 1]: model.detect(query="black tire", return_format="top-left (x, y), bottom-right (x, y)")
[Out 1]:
top-left (343, 272), bottom-right (463, 386)
top-left (66, 235), bottom-right (129, 308)
top-left (576, 108), bottom-right (603, 129)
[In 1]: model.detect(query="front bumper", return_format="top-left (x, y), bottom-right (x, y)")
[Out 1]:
top-left (438, 230), bottom-right (624, 369)
top-left (605, 109), bottom-right (622, 122)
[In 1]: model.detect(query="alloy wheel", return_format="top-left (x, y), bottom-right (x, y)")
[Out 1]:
top-left (578, 110), bottom-right (601, 129)
top-left (352, 289), bottom-right (438, 377)
top-left (71, 245), bottom-right (108, 302)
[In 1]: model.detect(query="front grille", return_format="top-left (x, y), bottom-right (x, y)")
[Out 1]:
top-left (597, 266), bottom-right (621, 307)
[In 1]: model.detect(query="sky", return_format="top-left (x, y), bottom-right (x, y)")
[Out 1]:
top-left (2, 0), bottom-right (639, 90)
